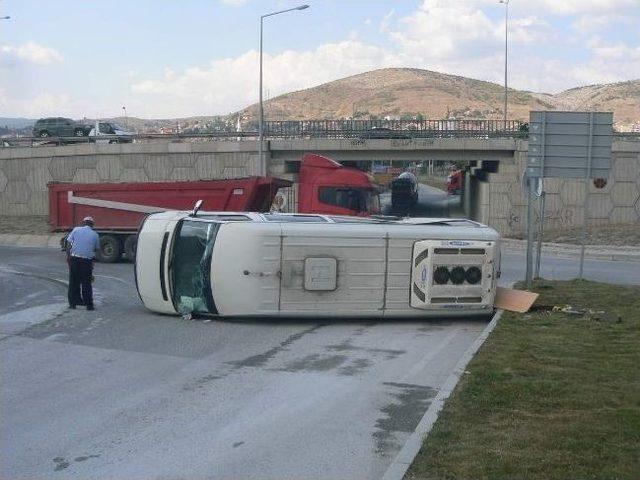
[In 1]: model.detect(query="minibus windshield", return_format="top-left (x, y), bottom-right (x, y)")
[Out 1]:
top-left (169, 220), bottom-right (219, 315)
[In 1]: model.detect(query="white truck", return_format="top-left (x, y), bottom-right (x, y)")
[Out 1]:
top-left (134, 207), bottom-right (501, 319)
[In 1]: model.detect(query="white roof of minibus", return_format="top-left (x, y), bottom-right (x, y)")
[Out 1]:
top-left (147, 210), bottom-right (491, 229)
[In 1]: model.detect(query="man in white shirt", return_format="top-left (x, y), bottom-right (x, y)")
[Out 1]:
top-left (67, 216), bottom-right (100, 310)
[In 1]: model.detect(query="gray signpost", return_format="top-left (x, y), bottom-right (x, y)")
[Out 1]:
top-left (525, 111), bottom-right (613, 288)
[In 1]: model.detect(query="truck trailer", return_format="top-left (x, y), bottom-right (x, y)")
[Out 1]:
top-left (135, 209), bottom-right (501, 319)
top-left (48, 153), bottom-right (381, 262)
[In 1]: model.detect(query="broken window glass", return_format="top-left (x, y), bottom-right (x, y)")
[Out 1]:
top-left (169, 220), bottom-right (219, 316)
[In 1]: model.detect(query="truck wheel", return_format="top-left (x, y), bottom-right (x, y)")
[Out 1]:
top-left (96, 234), bottom-right (122, 263)
top-left (124, 235), bottom-right (138, 262)
top-left (74, 128), bottom-right (85, 136)
top-left (40, 131), bottom-right (50, 137)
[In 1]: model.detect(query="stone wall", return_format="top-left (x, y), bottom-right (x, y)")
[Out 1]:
top-left (476, 139), bottom-right (640, 236)
top-left (0, 142), bottom-right (262, 216)
top-left (1, 138), bottom-right (638, 236)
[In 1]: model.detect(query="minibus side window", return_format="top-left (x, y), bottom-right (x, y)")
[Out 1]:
top-left (169, 220), bottom-right (219, 315)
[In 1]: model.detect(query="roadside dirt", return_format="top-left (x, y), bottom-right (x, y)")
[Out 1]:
top-left (0, 216), bottom-right (52, 234)
top-left (1, 215), bottom-right (638, 247)
top-left (507, 222), bottom-right (640, 246)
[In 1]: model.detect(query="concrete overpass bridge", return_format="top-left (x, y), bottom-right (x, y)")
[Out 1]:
top-left (1, 137), bottom-right (638, 236)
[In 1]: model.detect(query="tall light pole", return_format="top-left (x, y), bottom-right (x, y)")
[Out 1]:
top-left (259, 4), bottom-right (309, 174)
top-left (122, 106), bottom-right (127, 129)
top-left (499, 0), bottom-right (509, 128)
top-left (0, 16), bottom-right (9, 19)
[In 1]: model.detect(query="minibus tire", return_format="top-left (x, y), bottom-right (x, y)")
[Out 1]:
top-left (96, 234), bottom-right (121, 263)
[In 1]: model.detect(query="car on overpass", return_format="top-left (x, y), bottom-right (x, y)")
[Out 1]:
top-left (32, 117), bottom-right (91, 138)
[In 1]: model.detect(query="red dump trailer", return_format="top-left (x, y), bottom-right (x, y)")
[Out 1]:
top-left (48, 153), bottom-right (382, 262)
top-left (49, 177), bottom-right (291, 262)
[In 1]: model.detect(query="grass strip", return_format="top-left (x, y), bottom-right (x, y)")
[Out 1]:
top-left (406, 279), bottom-right (640, 480)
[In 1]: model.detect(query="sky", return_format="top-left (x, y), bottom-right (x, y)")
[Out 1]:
top-left (0, 0), bottom-right (639, 119)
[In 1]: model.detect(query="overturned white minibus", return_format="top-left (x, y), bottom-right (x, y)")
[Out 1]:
top-left (135, 210), bottom-right (501, 318)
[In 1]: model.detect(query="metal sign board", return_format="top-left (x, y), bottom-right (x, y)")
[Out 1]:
top-left (527, 111), bottom-right (613, 179)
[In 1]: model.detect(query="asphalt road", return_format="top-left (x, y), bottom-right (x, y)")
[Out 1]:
top-left (1, 245), bottom-right (638, 480)
top-left (1, 246), bottom-right (489, 480)
top-left (381, 184), bottom-right (461, 217)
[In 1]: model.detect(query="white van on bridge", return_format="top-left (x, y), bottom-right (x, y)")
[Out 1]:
top-left (135, 209), bottom-right (501, 319)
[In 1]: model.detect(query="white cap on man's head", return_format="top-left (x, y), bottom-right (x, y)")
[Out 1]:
top-left (83, 216), bottom-right (95, 223)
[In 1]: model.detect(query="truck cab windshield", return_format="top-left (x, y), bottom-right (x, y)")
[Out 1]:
top-left (318, 187), bottom-right (380, 214)
top-left (169, 220), bottom-right (219, 315)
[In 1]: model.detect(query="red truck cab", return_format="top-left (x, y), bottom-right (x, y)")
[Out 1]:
top-left (298, 153), bottom-right (380, 216)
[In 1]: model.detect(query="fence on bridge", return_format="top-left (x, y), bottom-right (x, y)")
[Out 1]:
top-left (259, 119), bottom-right (526, 139)
top-left (3, 119), bottom-right (638, 148)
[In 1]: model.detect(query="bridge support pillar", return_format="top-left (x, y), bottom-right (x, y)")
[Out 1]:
top-left (463, 167), bottom-right (472, 219)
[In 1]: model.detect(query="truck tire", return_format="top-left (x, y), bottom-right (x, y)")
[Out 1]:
top-left (124, 235), bottom-right (138, 262)
top-left (74, 128), bottom-right (85, 136)
top-left (96, 234), bottom-right (122, 263)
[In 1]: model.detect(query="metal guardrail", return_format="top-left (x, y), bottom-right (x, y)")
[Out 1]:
top-left (260, 119), bottom-right (526, 138)
top-left (2, 119), bottom-right (637, 148)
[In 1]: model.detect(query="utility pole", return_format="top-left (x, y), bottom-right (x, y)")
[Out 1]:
top-left (259, 5), bottom-right (309, 175)
top-left (499, 0), bottom-right (509, 128)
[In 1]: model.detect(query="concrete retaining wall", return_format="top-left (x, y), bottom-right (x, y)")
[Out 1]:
top-left (477, 139), bottom-right (640, 236)
top-left (0, 142), bottom-right (263, 216)
top-left (1, 139), bottom-right (638, 238)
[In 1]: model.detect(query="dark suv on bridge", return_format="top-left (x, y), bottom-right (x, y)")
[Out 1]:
top-left (32, 117), bottom-right (91, 138)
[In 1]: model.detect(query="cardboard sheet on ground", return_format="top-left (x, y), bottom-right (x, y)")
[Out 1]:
top-left (495, 287), bottom-right (539, 313)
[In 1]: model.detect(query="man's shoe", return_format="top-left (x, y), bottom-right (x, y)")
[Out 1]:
top-left (86, 305), bottom-right (95, 311)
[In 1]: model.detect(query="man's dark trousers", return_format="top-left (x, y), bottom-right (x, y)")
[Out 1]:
top-left (68, 257), bottom-right (94, 308)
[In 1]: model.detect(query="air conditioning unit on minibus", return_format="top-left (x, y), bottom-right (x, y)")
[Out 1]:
top-left (410, 239), bottom-right (499, 310)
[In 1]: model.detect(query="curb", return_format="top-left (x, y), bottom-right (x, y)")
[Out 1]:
top-left (381, 309), bottom-right (504, 480)
top-left (501, 239), bottom-right (640, 263)
top-left (0, 233), bottom-right (64, 249)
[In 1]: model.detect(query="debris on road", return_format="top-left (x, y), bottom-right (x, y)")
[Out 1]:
top-left (494, 287), bottom-right (539, 313)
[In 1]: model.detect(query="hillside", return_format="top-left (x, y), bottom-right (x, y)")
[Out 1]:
top-left (239, 68), bottom-right (639, 128)
top-left (553, 80), bottom-right (640, 125)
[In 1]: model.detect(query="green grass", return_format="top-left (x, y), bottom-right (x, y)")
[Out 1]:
top-left (406, 279), bottom-right (640, 480)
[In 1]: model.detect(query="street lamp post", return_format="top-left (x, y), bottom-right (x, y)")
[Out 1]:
top-left (499, 0), bottom-right (509, 128)
top-left (122, 106), bottom-right (127, 129)
top-left (259, 4), bottom-right (309, 175)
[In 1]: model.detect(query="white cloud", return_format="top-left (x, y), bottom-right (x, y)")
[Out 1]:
top-left (0, 42), bottom-right (63, 65)
top-left (3, 0), bottom-right (638, 117)
top-left (0, 88), bottom-right (88, 117)
top-left (532, 0), bottom-right (638, 16)
top-left (129, 40), bottom-right (398, 117)
top-left (390, 0), bottom-right (496, 60)
top-left (125, 0), bottom-right (639, 117)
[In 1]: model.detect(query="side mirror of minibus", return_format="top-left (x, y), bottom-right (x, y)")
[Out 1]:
top-left (190, 199), bottom-right (204, 217)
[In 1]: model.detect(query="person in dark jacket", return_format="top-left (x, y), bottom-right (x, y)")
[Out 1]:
top-left (66, 216), bottom-right (100, 310)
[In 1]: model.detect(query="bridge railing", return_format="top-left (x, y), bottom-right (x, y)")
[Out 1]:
top-left (260, 119), bottom-right (527, 138)
top-left (2, 119), bottom-right (637, 148)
